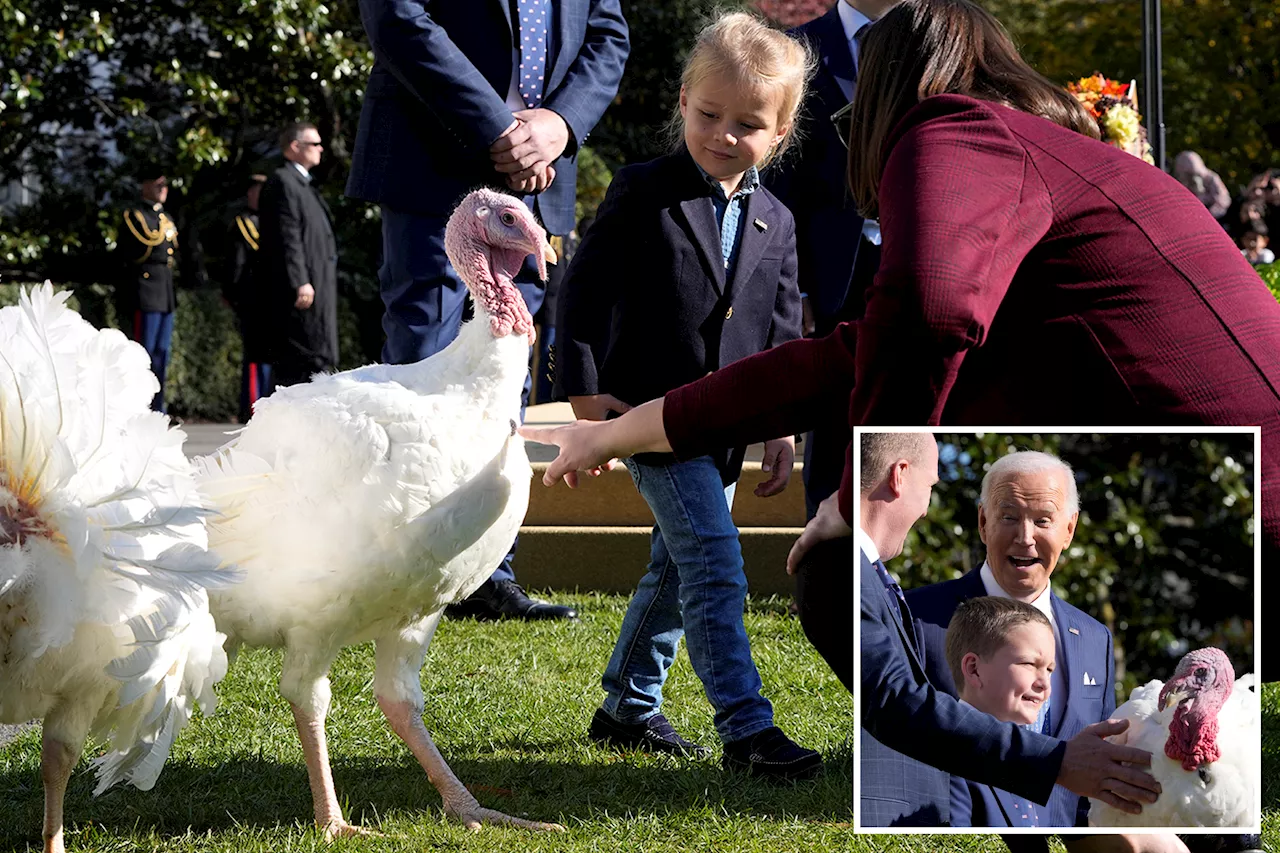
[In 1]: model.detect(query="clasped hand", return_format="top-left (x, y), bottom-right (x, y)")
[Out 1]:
top-left (490, 110), bottom-right (569, 194)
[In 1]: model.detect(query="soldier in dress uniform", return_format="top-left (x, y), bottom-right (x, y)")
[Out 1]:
top-left (118, 163), bottom-right (178, 412)
top-left (224, 173), bottom-right (272, 422)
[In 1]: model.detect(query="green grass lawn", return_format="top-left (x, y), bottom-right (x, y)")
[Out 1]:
top-left (0, 593), bottom-right (1274, 852)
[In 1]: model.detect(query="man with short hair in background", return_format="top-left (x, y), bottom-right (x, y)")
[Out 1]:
top-left (258, 122), bottom-right (338, 388)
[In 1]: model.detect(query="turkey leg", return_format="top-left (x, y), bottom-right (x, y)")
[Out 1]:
top-left (40, 731), bottom-right (77, 853)
top-left (374, 614), bottom-right (563, 832)
top-left (290, 699), bottom-right (381, 840)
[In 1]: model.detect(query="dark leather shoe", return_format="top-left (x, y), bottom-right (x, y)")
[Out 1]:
top-left (722, 726), bottom-right (822, 782)
top-left (588, 708), bottom-right (710, 758)
top-left (446, 579), bottom-right (578, 621)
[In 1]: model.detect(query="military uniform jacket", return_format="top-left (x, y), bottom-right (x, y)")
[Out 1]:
top-left (225, 207), bottom-right (273, 362)
top-left (118, 202), bottom-right (178, 313)
top-left (257, 164), bottom-right (338, 371)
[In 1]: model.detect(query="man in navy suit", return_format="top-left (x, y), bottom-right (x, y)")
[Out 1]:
top-left (855, 432), bottom-right (1161, 828)
top-left (905, 450), bottom-right (1112, 828)
top-left (765, 0), bottom-right (891, 518)
top-left (346, 0), bottom-right (629, 620)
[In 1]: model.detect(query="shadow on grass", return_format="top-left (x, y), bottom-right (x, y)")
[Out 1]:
top-left (0, 744), bottom-right (853, 847)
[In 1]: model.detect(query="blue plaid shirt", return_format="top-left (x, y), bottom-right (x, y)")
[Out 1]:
top-left (694, 163), bottom-right (760, 283)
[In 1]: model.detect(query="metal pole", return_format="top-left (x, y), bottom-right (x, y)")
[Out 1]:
top-left (1141, 0), bottom-right (1167, 170)
top-left (1152, 0), bottom-right (1165, 170)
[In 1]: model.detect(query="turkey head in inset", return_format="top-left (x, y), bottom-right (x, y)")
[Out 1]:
top-left (1089, 647), bottom-right (1258, 828)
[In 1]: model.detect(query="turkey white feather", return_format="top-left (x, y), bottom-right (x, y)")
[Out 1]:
top-left (1088, 648), bottom-right (1259, 828)
top-left (0, 285), bottom-right (237, 853)
top-left (194, 188), bottom-right (562, 838)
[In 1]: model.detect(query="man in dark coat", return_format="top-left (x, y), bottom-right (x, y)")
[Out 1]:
top-left (118, 163), bottom-right (179, 412)
top-left (257, 122), bottom-right (339, 387)
top-left (225, 173), bottom-right (272, 421)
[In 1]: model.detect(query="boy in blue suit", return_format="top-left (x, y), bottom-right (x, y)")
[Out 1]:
top-left (346, 0), bottom-right (629, 620)
top-left (945, 596), bottom-right (1056, 827)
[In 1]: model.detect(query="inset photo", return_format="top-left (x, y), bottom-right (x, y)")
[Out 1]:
top-left (853, 429), bottom-right (1260, 836)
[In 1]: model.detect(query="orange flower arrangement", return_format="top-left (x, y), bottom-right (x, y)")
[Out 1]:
top-left (1065, 73), bottom-right (1153, 164)
top-left (1067, 74), bottom-right (1132, 120)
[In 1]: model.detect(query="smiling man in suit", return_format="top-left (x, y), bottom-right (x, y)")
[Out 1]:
top-left (904, 451), bottom-right (1110, 828)
top-left (346, 0), bottom-right (629, 621)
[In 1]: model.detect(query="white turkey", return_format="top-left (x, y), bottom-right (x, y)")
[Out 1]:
top-left (1088, 647), bottom-right (1259, 828)
top-left (193, 188), bottom-right (561, 838)
top-left (0, 285), bottom-right (236, 853)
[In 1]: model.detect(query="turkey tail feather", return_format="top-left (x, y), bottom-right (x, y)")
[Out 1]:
top-left (0, 284), bottom-right (236, 795)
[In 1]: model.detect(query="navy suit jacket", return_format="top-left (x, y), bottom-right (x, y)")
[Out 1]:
top-left (950, 774), bottom-right (1041, 827)
top-left (345, 0), bottom-right (628, 236)
top-left (553, 150), bottom-right (802, 481)
top-left (858, 550), bottom-right (1065, 827)
top-left (904, 567), bottom-right (1117, 826)
top-left (763, 6), bottom-right (869, 324)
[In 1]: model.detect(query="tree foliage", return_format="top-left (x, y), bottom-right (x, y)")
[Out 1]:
top-left (896, 433), bottom-right (1256, 694)
top-left (757, 0), bottom-right (1279, 188)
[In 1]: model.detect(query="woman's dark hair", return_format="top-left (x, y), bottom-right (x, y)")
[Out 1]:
top-left (847, 0), bottom-right (1099, 216)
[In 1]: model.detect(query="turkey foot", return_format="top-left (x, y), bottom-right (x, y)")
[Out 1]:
top-left (321, 818), bottom-right (384, 841)
top-left (444, 798), bottom-right (565, 833)
top-left (291, 702), bottom-right (385, 841)
top-left (377, 696), bottom-right (564, 833)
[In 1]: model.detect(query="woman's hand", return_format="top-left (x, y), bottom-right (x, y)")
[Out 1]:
top-left (519, 419), bottom-right (619, 488)
top-left (520, 398), bottom-right (672, 488)
top-left (786, 492), bottom-right (852, 575)
top-left (755, 436), bottom-right (795, 497)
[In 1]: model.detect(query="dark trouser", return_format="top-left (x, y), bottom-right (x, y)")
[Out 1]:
top-left (794, 535), bottom-right (853, 692)
top-left (379, 203), bottom-right (546, 584)
top-left (133, 310), bottom-right (174, 413)
top-left (239, 359), bottom-right (274, 422)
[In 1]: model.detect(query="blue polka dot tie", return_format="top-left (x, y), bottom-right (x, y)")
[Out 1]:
top-left (516, 0), bottom-right (549, 109)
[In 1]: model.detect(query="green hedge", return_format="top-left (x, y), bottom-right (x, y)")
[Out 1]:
top-left (1258, 261), bottom-right (1280, 300)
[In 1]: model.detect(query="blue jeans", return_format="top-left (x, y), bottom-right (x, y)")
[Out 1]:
top-left (379, 204), bottom-right (546, 584)
top-left (133, 310), bottom-right (174, 413)
top-left (601, 455), bottom-right (774, 743)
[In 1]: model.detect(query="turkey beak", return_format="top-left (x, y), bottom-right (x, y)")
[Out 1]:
top-left (517, 217), bottom-right (556, 282)
top-left (1158, 680), bottom-right (1191, 712)
top-left (538, 237), bottom-right (557, 281)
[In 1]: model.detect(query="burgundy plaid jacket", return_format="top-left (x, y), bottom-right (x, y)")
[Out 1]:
top-left (665, 94), bottom-right (1280, 557)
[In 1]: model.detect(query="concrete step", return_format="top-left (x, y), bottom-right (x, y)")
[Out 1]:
top-left (525, 461), bottom-right (806, 528)
top-left (512, 525), bottom-right (804, 597)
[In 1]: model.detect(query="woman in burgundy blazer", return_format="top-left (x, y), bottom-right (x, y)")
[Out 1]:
top-left (524, 0), bottom-right (1279, 675)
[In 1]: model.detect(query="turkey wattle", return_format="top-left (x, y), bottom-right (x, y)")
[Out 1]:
top-left (1088, 647), bottom-right (1258, 828)
top-left (0, 286), bottom-right (236, 853)
top-left (194, 188), bottom-right (560, 838)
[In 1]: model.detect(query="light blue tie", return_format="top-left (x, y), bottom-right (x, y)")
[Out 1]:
top-left (516, 0), bottom-right (549, 109)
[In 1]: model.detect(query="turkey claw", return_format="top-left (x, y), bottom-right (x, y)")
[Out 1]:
top-left (448, 804), bottom-right (565, 833)
top-left (321, 819), bottom-right (383, 841)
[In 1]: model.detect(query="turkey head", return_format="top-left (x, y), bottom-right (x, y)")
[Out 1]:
top-left (443, 188), bottom-right (556, 343)
top-left (1158, 647), bottom-right (1234, 772)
